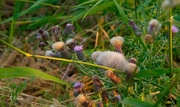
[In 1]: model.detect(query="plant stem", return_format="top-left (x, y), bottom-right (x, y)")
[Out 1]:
top-left (169, 8), bottom-right (173, 76)
top-left (134, 0), bottom-right (137, 21)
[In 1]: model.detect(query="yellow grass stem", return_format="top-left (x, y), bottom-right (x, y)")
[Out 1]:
top-left (0, 39), bottom-right (115, 71)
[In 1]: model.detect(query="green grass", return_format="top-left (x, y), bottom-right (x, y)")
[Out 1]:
top-left (0, 0), bottom-right (180, 106)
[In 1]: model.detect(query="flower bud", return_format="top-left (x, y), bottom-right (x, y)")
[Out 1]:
top-left (128, 20), bottom-right (142, 36)
top-left (110, 94), bottom-right (121, 103)
top-left (39, 41), bottom-right (46, 47)
top-left (96, 102), bottom-right (104, 107)
top-left (105, 70), bottom-right (121, 84)
top-left (51, 25), bottom-right (61, 40)
top-left (129, 58), bottom-right (137, 64)
top-left (145, 34), bottom-right (154, 44)
top-left (101, 89), bottom-right (110, 104)
top-left (66, 38), bottom-right (77, 50)
top-left (73, 82), bottom-right (84, 97)
top-left (52, 42), bottom-right (72, 59)
top-left (125, 63), bottom-right (140, 82)
top-left (62, 23), bottom-right (75, 37)
top-left (38, 29), bottom-right (49, 40)
top-left (74, 45), bottom-right (87, 61)
top-left (76, 94), bottom-right (92, 107)
top-left (52, 42), bottom-right (65, 51)
top-left (92, 75), bottom-right (103, 94)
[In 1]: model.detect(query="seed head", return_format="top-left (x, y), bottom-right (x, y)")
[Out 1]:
top-left (111, 94), bottom-right (121, 103)
top-left (76, 94), bottom-right (92, 107)
top-left (101, 89), bottom-right (110, 104)
top-left (91, 51), bottom-right (102, 62)
top-left (52, 42), bottom-right (65, 51)
top-left (45, 50), bottom-right (54, 56)
top-left (51, 25), bottom-right (61, 37)
top-left (39, 41), bottom-right (46, 47)
top-left (145, 34), bottom-right (154, 44)
top-left (148, 19), bottom-right (161, 35)
top-left (96, 51), bottom-right (128, 71)
top-left (110, 36), bottom-right (124, 53)
top-left (96, 102), bottom-right (104, 107)
top-left (105, 70), bottom-right (121, 84)
top-left (73, 82), bottom-right (84, 97)
top-left (129, 58), bottom-right (138, 64)
top-left (125, 63), bottom-right (140, 82)
top-left (92, 75), bottom-right (103, 94)
top-left (125, 63), bottom-right (140, 74)
top-left (66, 38), bottom-right (77, 49)
top-left (128, 20), bottom-right (142, 36)
top-left (38, 29), bottom-right (49, 40)
top-left (162, 0), bottom-right (180, 9)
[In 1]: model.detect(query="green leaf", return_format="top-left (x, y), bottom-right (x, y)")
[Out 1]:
top-left (0, 0), bottom-right (57, 24)
top-left (0, 67), bottom-right (69, 86)
top-left (122, 98), bottom-right (162, 107)
top-left (136, 68), bottom-right (180, 78)
top-left (173, 15), bottom-right (180, 27)
top-left (113, 0), bottom-right (128, 23)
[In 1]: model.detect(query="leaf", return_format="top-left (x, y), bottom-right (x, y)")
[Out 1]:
top-left (122, 98), bottom-right (162, 107)
top-left (0, 67), bottom-right (69, 86)
top-left (136, 68), bottom-right (180, 78)
top-left (0, 0), bottom-right (57, 24)
top-left (113, 0), bottom-right (128, 23)
top-left (173, 15), bottom-right (180, 27)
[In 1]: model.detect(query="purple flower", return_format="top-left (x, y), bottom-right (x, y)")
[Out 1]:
top-left (74, 45), bottom-right (83, 52)
top-left (74, 82), bottom-right (82, 89)
top-left (172, 25), bottom-right (179, 33)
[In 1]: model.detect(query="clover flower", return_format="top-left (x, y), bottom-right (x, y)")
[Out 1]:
top-left (92, 51), bottom-right (128, 71)
top-left (105, 70), bottom-right (121, 84)
top-left (110, 36), bottom-right (124, 53)
top-left (148, 19), bottom-right (161, 35)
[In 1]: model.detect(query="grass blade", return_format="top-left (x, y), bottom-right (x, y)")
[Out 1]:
top-left (113, 0), bottom-right (128, 23)
top-left (0, 67), bottom-right (70, 86)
